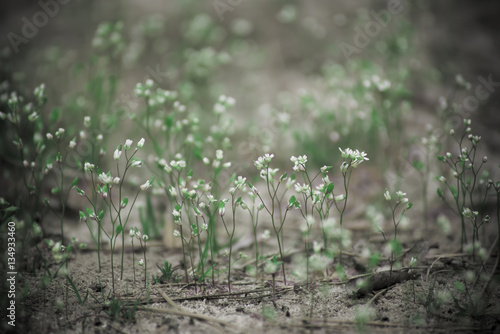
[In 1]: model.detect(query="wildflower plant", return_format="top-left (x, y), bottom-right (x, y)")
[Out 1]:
top-left (382, 189), bottom-right (413, 271)
top-left (77, 138), bottom-right (152, 293)
top-left (251, 153), bottom-right (295, 284)
top-left (335, 148), bottom-right (369, 263)
top-left (436, 118), bottom-right (492, 254)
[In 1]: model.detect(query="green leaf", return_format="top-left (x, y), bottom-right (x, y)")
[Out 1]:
top-left (325, 183), bottom-right (334, 195)
top-left (73, 156), bottom-right (81, 169)
top-left (79, 211), bottom-right (85, 220)
top-left (193, 206), bottom-right (201, 216)
top-left (289, 195), bottom-right (296, 205)
top-left (187, 169), bottom-right (194, 178)
top-left (450, 185), bottom-right (458, 199)
top-left (50, 108), bottom-right (60, 123)
top-left (437, 155), bottom-right (445, 162)
top-left (165, 114), bottom-right (174, 128)
top-left (5, 206), bottom-right (18, 212)
top-left (85, 207), bottom-right (93, 216)
top-left (280, 172), bottom-right (287, 181)
top-left (71, 177), bottom-right (79, 188)
top-left (116, 225), bottom-right (123, 236)
top-left (51, 187), bottom-right (60, 195)
top-left (98, 210), bottom-right (104, 220)
top-left (175, 204), bottom-right (181, 211)
top-left (437, 188), bottom-right (443, 198)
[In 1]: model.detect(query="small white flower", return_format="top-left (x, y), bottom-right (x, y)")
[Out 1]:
top-left (138, 259), bottom-right (144, 266)
top-left (124, 139), bottom-right (133, 150)
top-left (142, 234), bottom-right (149, 242)
top-left (137, 138), bottom-right (145, 148)
top-left (384, 190), bottom-right (391, 201)
top-left (203, 157), bottom-right (210, 165)
top-left (263, 153), bottom-right (274, 162)
top-left (84, 162), bottom-right (95, 172)
top-left (396, 191), bottom-right (406, 198)
top-left (83, 116), bottom-right (91, 128)
top-left (216, 149), bottom-right (223, 160)
top-left (113, 177), bottom-right (120, 184)
top-left (113, 149), bottom-right (122, 161)
top-left (98, 172), bottom-right (113, 184)
top-left (335, 194), bottom-right (346, 202)
top-left (69, 139), bottom-right (76, 149)
top-left (46, 133), bottom-right (53, 140)
top-left (172, 208), bottom-right (181, 217)
top-left (173, 230), bottom-right (181, 238)
top-left (131, 160), bottom-right (143, 167)
top-left (140, 180), bottom-right (151, 191)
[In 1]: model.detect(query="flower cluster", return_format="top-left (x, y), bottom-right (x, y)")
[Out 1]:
top-left (254, 153), bottom-right (274, 170)
top-left (291, 155), bottom-right (307, 172)
top-left (339, 147), bottom-right (369, 169)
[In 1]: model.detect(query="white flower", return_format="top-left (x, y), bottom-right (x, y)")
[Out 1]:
top-left (384, 190), bottom-right (391, 201)
top-left (291, 155), bottom-right (307, 171)
top-left (140, 180), bottom-right (151, 191)
top-left (168, 186), bottom-right (177, 197)
top-left (173, 230), bottom-right (181, 238)
top-left (462, 207), bottom-right (473, 219)
top-left (137, 138), bottom-right (145, 148)
top-left (172, 208), bottom-right (181, 217)
top-left (84, 162), bottom-right (95, 172)
top-left (340, 162), bottom-right (349, 173)
top-left (69, 139), bottom-right (76, 149)
top-left (142, 234), bottom-right (149, 242)
top-left (254, 157), bottom-right (264, 169)
top-left (129, 228), bottom-right (136, 238)
top-left (138, 259), bottom-right (144, 266)
top-left (335, 194), bottom-right (346, 202)
top-left (83, 116), bottom-right (91, 128)
top-left (113, 177), bottom-right (121, 184)
top-left (203, 157), bottom-right (210, 165)
top-left (216, 149), bottom-right (223, 160)
top-left (263, 153), bottom-right (274, 162)
top-left (113, 149), bottom-right (122, 161)
top-left (124, 139), bottom-right (133, 150)
top-left (46, 133), bottom-right (53, 140)
top-left (98, 172), bottom-right (113, 184)
top-left (396, 191), bottom-right (406, 198)
top-left (131, 160), bottom-right (143, 167)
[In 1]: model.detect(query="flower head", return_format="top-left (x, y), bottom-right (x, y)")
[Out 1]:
top-left (124, 139), bottom-right (133, 150)
top-left (98, 172), bottom-right (113, 184)
top-left (137, 138), bottom-right (145, 148)
top-left (140, 179), bottom-right (152, 191)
